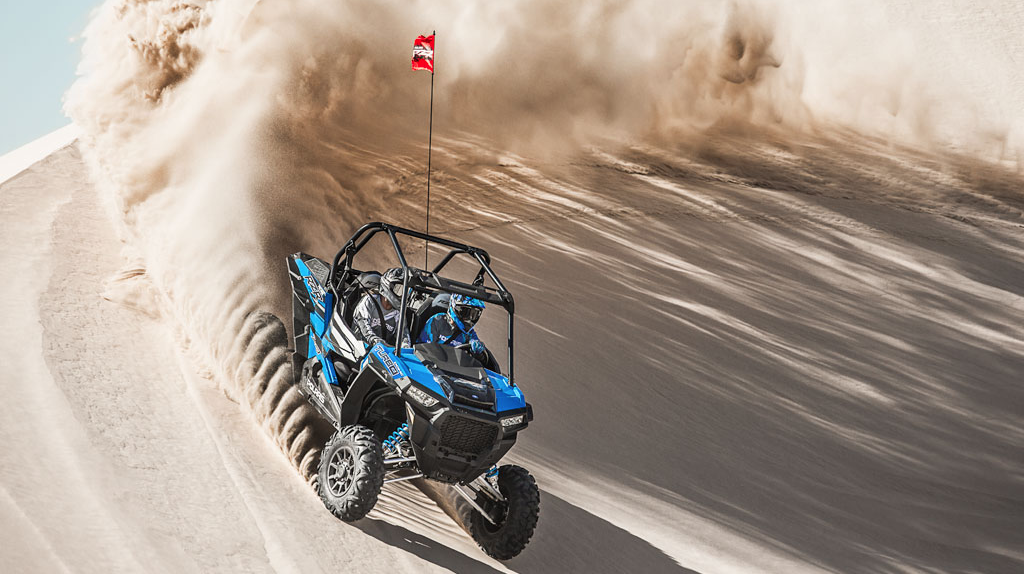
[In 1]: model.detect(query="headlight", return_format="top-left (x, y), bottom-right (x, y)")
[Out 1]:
top-left (407, 385), bottom-right (439, 408)
top-left (500, 414), bottom-right (525, 428)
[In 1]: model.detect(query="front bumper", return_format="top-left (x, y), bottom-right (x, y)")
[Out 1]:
top-left (406, 403), bottom-right (524, 483)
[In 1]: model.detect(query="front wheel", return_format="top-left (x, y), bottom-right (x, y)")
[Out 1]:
top-left (317, 425), bottom-right (384, 522)
top-left (469, 465), bottom-right (540, 560)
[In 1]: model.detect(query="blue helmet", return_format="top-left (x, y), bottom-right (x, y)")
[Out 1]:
top-left (448, 294), bottom-right (485, 331)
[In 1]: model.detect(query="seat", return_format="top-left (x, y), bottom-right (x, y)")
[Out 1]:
top-left (410, 293), bottom-right (450, 343)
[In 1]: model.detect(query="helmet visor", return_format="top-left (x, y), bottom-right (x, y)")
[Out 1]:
top-left (381, 280), bottom-right (403, 307)
top-left (454, 304), bottom-right (482, 327)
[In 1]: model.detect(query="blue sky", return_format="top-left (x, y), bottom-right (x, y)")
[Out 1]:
top-left (0, 1), bottom-right (100, 155)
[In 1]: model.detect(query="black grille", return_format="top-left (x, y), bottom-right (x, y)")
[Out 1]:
top-left (439, 416), bottom-right (498, 456)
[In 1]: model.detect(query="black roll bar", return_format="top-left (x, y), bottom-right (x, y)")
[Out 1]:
top-left (325, 222), bottom-right (516, 385)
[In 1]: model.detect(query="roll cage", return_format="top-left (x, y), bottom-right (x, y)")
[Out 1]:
top-left (326, 222), bottom-right (517, 385)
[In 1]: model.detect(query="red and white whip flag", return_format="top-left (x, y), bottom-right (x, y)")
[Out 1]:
top-left (411, 34), bottom-right (435, 73)
top-left (413, 32), bottom-right (437, 263)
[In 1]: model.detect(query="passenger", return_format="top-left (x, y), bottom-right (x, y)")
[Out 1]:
top-left (418, 294), bottom-right (491, 366)
top-left (352, 267), bottom-right (410, 348)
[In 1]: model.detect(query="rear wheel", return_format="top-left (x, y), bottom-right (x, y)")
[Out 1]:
top-left (317, 425), bottom-right (384, 521)
top-left (469, 465), bottom-right (540, 560)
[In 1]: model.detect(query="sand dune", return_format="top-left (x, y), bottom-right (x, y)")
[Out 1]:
top-left (3, 126), bottom-right (1023, 572)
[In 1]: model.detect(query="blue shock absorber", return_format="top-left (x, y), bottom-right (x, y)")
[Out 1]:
top-left (486, 465), bottom-right (499, 479)
top-left (384, 423), bottom-right (410, 454)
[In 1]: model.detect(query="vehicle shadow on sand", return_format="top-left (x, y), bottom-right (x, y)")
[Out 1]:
top-left (505, 490), bottom-right (698, 574)
top-left (357, 488), bottom-right (697, 574)
top-left (356, 518), bottom-right (506, 574)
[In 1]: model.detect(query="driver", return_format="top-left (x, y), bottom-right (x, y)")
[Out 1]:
top-left (353, 267), bottom-right (410, 348)
top-left (418, 294), bottom-right (490, 363)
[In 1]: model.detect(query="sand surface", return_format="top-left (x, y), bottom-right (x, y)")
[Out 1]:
top-left (2, 130), bottom-right (1022, 573)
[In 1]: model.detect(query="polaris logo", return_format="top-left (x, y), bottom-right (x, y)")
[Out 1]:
top-left (306, 377), bottom-right (326, 404)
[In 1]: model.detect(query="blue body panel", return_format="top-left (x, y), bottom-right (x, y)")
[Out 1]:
top-left (396, 348), bottom-right (527, 413)
top-left (295, 257), bottom-right (338, 384)
top-left (397, 348), bottom-right (443, 395)
top-left (486, 370), bottom-right (527, 413)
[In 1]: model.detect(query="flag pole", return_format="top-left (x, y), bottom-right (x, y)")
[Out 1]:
top-left (424, 30), bottom-right (435, 270)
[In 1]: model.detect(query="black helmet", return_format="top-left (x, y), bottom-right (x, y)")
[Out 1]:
top-left (379, 267), bottom-right (405, 308)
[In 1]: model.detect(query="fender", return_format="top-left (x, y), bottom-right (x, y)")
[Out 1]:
top-left (339, 365), bottom-right (390, 427)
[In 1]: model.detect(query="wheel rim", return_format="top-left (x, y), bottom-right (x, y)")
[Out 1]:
top-left (482, 502), bottom-right (509, 533)
top-left (481, 485), bottom-right (510, 533)
top-left (327, 447), bottom-right (356, 497)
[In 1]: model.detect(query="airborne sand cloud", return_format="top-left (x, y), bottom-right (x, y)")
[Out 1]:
top-left (65, 0), bottom-right (1020, 487)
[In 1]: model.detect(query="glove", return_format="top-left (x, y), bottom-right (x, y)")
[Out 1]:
top-left (470, 339), bottom-right (485, 355)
